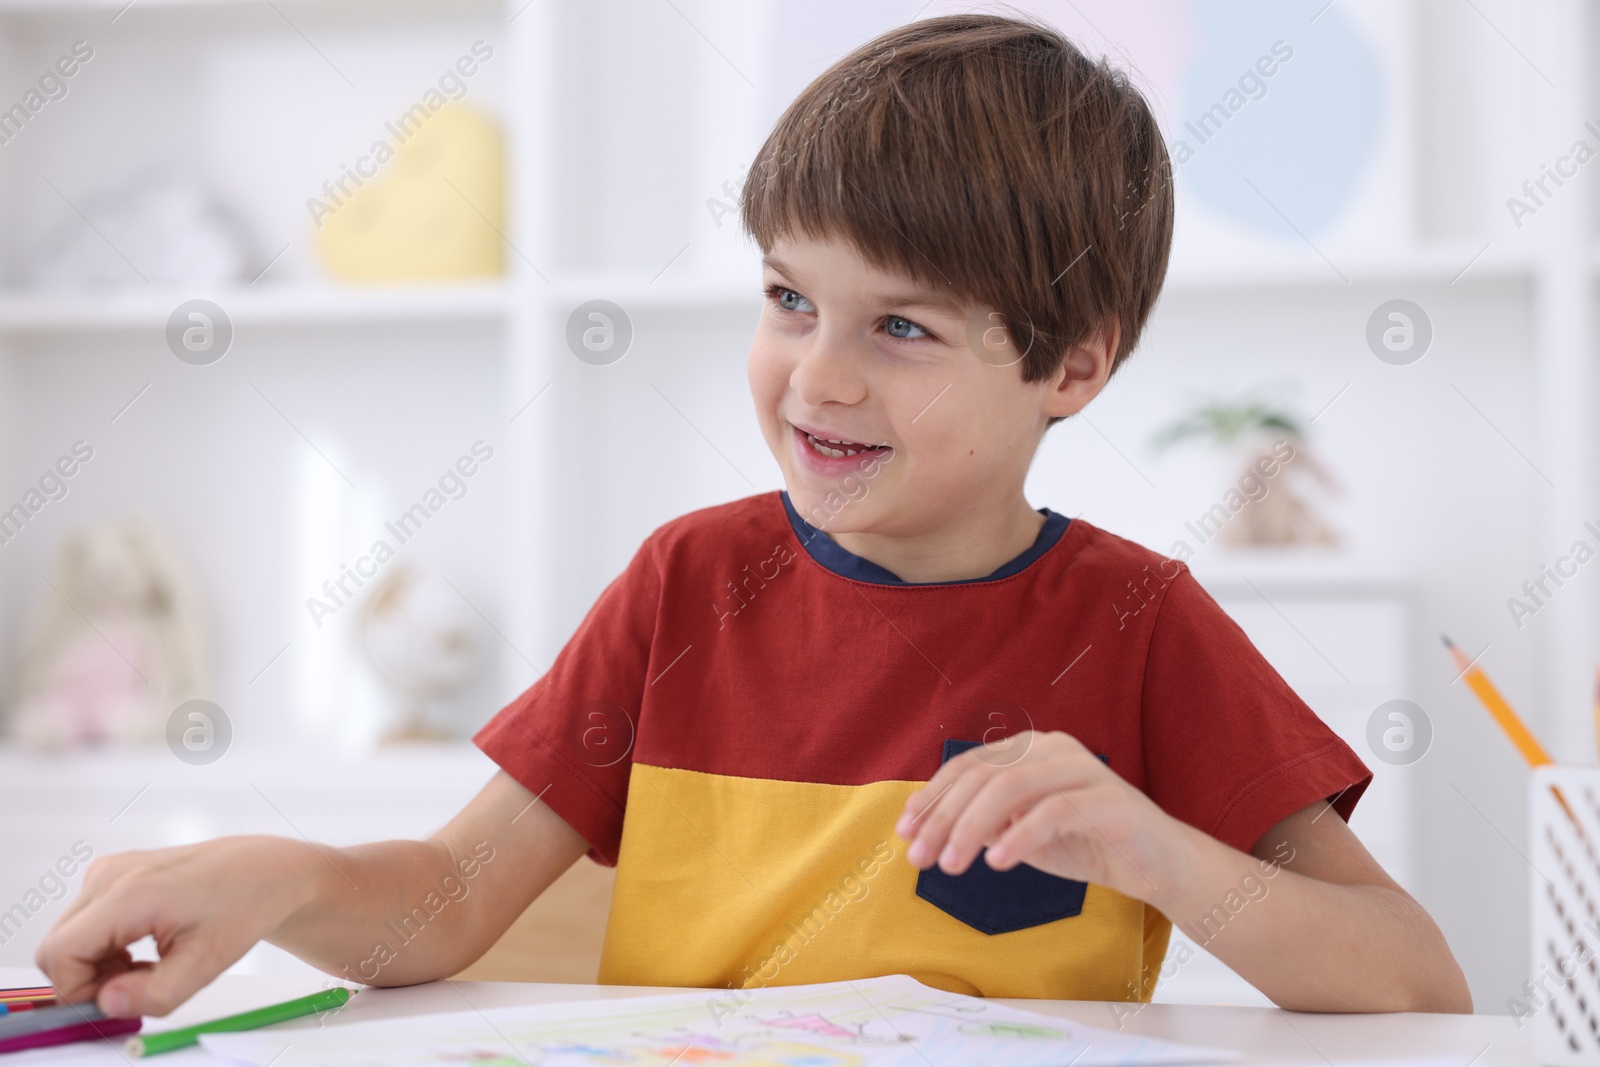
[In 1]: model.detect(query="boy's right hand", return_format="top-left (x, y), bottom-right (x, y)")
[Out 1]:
top-left (35, 836), bottom-right (323, 1018)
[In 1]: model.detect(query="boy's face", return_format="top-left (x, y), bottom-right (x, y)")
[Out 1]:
top-left (748, 231), bottom-right (1098, 538)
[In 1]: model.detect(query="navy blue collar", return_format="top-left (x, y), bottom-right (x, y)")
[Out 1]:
top-left (779, 490), bottom-right (1070, 586)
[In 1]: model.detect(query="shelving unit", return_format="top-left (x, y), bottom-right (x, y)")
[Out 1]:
top-left (0, 0), bottom-right (554, 722)
top-left (0, 0), bottom-right (545, 973)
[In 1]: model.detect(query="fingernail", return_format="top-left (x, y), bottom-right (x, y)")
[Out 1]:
top-left (101, 988), bottom-right (128, 1016)
top-left (939, 844), bottom-right (959, 869)
top-left (894, 816), bottom-right (911, 836)
top-left (906, 840), bottom-right (928, 866)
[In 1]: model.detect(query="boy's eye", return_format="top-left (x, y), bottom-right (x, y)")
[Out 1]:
top-left (768, 286), bottom-right (813, 313)
top-left (884, 315), bottom-right (928, 340)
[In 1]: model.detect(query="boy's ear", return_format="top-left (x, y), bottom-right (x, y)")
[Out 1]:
top-left (1041, 320), bottom-right (1119, 420)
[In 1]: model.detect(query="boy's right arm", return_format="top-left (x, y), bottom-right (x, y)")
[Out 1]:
top-left (36, 770), bottom-right (589, 1017)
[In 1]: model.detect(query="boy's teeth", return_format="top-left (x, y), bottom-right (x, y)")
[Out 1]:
top-left (805, 431), bottom-right (879, 459)
top-left (810, 437), bottom-right (846, 458)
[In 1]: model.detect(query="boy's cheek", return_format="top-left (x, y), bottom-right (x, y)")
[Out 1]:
top-left (745, 347), bottom-right (792, 434)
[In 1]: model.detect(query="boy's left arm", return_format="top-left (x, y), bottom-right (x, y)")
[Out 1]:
top-left (897, 731), bottom-right (1472, 1013)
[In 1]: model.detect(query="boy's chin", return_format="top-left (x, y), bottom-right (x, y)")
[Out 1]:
top-left (783, 483), bottom-right (881, 534)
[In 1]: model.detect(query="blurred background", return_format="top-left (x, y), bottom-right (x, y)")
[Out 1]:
top-left (0, 0), bottom-right (1590, 1016)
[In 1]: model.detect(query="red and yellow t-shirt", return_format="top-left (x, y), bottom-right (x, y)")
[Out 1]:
top-left (475, 490), bottom-right (1371, 1001)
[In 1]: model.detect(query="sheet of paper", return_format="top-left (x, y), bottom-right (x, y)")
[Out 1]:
top-left (201, 974), bottom-right (1238, 1067)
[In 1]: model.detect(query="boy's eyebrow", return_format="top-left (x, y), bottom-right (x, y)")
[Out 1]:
top-left (871, 289), bottom-right (969, 317)
top-left (762, 254), bottom-right (969, 317)
top-left (761, 253), bottom-right (794, 275)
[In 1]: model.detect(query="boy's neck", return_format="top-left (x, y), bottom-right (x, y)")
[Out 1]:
top-left (822, 496), bottom-right (1049, 584)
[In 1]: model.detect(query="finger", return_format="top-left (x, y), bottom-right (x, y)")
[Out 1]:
top-left (903, 762), bottom-right (995, 868)
top-left (939, 763), bottom-right (1063, 875)
top-left (49, 890), bottom-right (99, 934)
top-left (35, 878), bottom-right (176, 1008)
top-left (896, 760), bottom-right (968, 838)
top-left (33, 941), bottom-right (137, 1009)
top-left (932, 742), bottom-right (1111, 870)
top-left (35, 914), bottom-right (121, 1005)
top-left (97, 936), bottom-right (234, 1018)
top-left (44, 854), bottom-right (124, 938)
top-left (985, 792), bottom-right (1082, 871)
top-left (896, 736), bottom-right (1018, 838)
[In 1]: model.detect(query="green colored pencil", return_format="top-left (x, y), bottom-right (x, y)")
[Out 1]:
top-left (125, 987), bottom-right (353, 1057)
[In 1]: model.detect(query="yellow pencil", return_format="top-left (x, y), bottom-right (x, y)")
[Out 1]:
top-left (1443, 635), bottom-right (1553, 765)
top-left (1443, 635), bottom-right (1578, 825)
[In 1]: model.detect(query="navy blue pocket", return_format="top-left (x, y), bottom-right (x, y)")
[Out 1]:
top-left (914, 738), bottom-right (1091, 935)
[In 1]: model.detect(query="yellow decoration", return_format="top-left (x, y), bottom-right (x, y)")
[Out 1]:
top-left (314, 104), bottom-right (505, 281)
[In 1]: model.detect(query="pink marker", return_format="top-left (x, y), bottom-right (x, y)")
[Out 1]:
top-left (0, 1015), bottom-right (141, 1054)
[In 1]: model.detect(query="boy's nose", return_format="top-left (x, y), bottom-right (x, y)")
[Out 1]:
top-left (789, 335), bottom-right (868, 408)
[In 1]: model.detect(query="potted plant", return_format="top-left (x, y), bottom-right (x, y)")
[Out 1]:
top-left (1149, 390), bottom-right (1340, 548)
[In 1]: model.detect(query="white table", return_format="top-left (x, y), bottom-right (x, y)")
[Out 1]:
top-left (0, 966), bottom-right (1529, 1065)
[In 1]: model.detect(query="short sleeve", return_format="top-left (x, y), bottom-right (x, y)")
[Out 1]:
top-left (473, 535), bottom-right (662, 865)
top-left (1140, 566), bottom-right (1372, 855)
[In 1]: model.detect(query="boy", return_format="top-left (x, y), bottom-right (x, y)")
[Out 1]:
top-left (36, 14), bottom-right (1470, 1015)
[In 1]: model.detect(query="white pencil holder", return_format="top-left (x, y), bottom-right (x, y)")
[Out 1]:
top-left (1529, 766), bottom-right (1600, 1065)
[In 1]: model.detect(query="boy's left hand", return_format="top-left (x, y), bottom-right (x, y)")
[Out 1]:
top-left (895, 730), bottom-right (1197, 908)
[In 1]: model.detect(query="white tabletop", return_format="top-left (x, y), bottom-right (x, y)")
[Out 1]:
top-left (0, 967), bottom-right (1528, 1066)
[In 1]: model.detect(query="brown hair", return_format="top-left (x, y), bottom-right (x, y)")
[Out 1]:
top-left (740, 12), bottom-right (1172, 424)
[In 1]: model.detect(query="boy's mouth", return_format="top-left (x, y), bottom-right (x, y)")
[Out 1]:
top-left (788, 422), bottom-right (894, 480)
top-left (791, 422), bottom-right (892, 459)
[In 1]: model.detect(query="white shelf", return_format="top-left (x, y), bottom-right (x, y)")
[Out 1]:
top-left (0, 275), bottom-right (765, 335)
top-left (2, 246), bottom-right (1532, 336)
top-left (0, 740), bottom-right (494, 788)
top-left (1185, 550), bottom-right (1409, 599)
top-left (1163, 241), bottom-right (1534, 293)
top-left (0, 0), bottom-right (498, 15)
top-left (546, 272), bottom-right (761, 311)
top-left (570, 247), bottom-right (1537, 305)
top-left (0, 282), bottom-right (511, 332)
